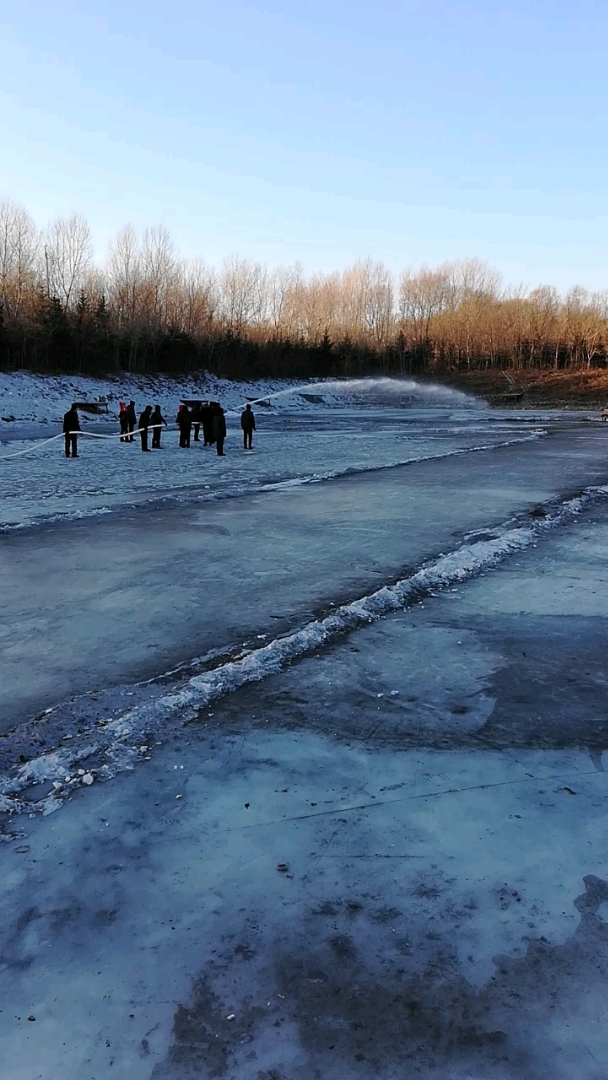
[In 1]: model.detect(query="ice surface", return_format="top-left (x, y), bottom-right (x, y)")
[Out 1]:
top-left (2, 379), bottom-right (608, 1078)
top-left (2, 417), bottom-right (608, 734)
top-left (0, 406), bottom-right (542, 529)
top-left (0, 369), bottom-right (565, 529)
top-left (2, 501), bottom-right (608, 1077)
top-left (3, 482), bottom-right (606, 816)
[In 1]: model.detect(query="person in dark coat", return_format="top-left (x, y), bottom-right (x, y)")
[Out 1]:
top-left (150, 405), bottom-right (167, 449)
top-left (202, 402), bottom-right (215, 445)
top-left (139, 405), bottom-right (153, 451)
top-left (212, 405), bottom-right (227, 456)
top-left (126, 401), bottom-right (137, 442)
top-left (119, 401), bottom-right (129, 442)
top-left (191, 401), bottom-right (202, 441)
top-left (240, 403), bottom-right (256, 450)
top-left (176, 404), bottom-right (192, 448)
top-left (63, 404), bottom-right (81, 458)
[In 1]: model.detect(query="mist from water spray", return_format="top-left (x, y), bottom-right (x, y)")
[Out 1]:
top-left (233, 377), bottom-right (483, 414)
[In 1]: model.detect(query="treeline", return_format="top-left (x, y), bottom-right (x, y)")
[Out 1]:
top-left (1, 197), bottom-right (608, 380)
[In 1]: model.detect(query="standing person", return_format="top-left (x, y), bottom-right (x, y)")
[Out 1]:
top-left (150, 405), bottom-right (167, 449)
top-left (191, 401), bottom-right (202, 441)
top-left (201, 402), bottom-right (214, 445)
top-left (126, 400), bottom-right (137, 442)
top-left (139, 405), bottom-right (153, 451)
top-left (240, 403), bottom-right (256, 450)
top-left (119, 401), bottom-right (129, 442)
top-left (176, 403), bottom-right (192, 448)
top-left (63, 403), bottom-right (81, 458)
top-left (212, 404), bottom-right (227, 456)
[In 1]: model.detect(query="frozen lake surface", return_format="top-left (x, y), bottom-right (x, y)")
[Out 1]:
top-left (0, 406), bottom-right (547, 530)
top-left (1, 381), bottom-right (608, 1079)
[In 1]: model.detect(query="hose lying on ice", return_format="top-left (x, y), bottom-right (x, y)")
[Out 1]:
top-left (0, 424), bottom-right (178, 461)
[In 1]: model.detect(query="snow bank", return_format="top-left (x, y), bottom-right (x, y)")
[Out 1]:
top-left (0, 371), bottom-right (479, 426)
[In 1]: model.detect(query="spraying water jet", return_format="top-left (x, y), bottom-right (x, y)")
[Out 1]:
top-left (232, 377), bottom-right (483, 415)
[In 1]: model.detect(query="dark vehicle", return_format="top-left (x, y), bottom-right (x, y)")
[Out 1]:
top-left (72, 399), bottom-right (109, 415)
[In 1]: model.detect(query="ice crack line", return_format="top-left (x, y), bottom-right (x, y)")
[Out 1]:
top-left (1, 483), bottom-right (607, 819)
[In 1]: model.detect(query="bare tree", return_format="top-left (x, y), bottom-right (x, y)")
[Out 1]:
top-left (365, 261), bottom-right (394, 346)
top-left (526, 285), bottom-right (559, 368)
top-left (447, 257), bottom-right (502, 304)
top-left (44, 214), bottom-right (92, 308)
top-left (399, 266), bottom-right (450, 352)
top-left (268, 265), bottom-right (297, 334)
top-left (107, 225), bottom-right (142, 336)
top-left (178, 259), bottom-right (218, 337)
top-left (140, 225), bottom-right (178, 335)
top-left (0, 199), bottom-right (40, 320)
top-left (219, 257), bottom-right (268, 335)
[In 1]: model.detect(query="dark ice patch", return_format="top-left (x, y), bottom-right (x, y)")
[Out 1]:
top-left (153, 876), bottom-right (608, 1079)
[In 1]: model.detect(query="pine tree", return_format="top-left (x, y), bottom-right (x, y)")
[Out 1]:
top-left (0, 301), bottom-right (8, 369)
top-left (44, 296), bottom-right (75, 370)
top-left (315, 328), bottom-right (333, 377)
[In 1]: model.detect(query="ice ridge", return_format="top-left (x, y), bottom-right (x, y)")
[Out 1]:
top-left (1, 483), bottom-right (607, 821)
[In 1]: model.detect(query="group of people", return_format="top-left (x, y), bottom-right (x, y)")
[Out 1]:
top-left (174, 401), bottom-right (227, 453)
top-left (120, 403), bottom-right (168, 451)
top-left (62, 399), bottom-right (257, 457)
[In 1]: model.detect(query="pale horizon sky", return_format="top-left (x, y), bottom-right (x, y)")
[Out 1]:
top-left (1, 0), bottom-right (607, 291)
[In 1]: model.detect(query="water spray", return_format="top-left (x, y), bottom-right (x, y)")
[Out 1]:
top-left (230, 376), bottom-right (477, 415)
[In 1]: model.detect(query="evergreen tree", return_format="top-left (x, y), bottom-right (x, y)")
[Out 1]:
top-left (315, 328), bottom-right (333, 377)
top-left (43, 296), bottom-right (75, 370)
top-left (0, 301), bottom-right (8, 369)
top-left (92, 295), bottom-right (115, 370)
top-left (76, 289), bottom-right (89, 321)
top-left (336, 333), bottom-right (354, 376)
top-left (75, 290), bottom-right (92, 369)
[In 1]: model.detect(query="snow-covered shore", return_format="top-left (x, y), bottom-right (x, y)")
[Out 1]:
top-left (0, 370), bottom-right (477, 427)
top-left (0, 371), bottom-right (312, 425)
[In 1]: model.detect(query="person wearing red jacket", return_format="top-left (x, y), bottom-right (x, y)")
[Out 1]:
top-left (119, 401), bottom-right (129, 442)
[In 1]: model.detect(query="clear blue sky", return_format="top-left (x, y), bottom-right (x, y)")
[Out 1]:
top-left (1, 0), bottom-right (607, 289)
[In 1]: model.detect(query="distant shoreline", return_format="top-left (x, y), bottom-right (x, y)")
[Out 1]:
top-left (432, 368), bottom-right (608, 410)
top-left (1, 368), bottom-right (605, 423)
